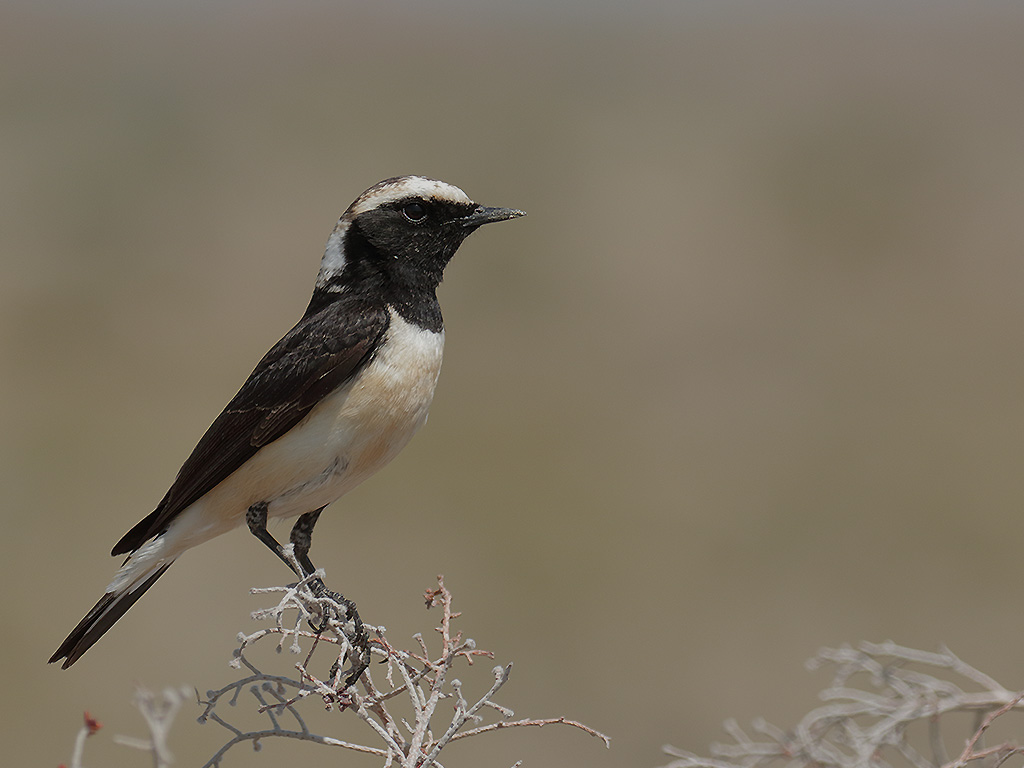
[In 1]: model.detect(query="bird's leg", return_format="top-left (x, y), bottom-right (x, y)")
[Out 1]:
top-left (246, 502), bottom-right (368, 687)
top-left (288, 506), bottom-right (370, 689)
top-left (245, 502), bottom-right (302, 577)
top-left (288, 507), bottom-right (324, 577)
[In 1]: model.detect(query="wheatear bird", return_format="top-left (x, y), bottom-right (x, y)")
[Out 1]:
top-left (50, 176), bottom-right (524, 670)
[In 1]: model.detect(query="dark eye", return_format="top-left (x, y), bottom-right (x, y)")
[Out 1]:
top-left (402, 202), bottom-right (427, 222)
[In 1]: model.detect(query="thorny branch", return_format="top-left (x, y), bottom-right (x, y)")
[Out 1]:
top-left (661, 641), bottom-right (1024, 768)
top-left (196, 572), bottom-right (609, 767)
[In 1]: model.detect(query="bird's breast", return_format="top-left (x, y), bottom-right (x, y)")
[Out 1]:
top-left (328, 311), bottom-right (446, 472)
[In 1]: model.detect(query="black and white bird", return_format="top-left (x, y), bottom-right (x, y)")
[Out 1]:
top-left (50, 175), bottom-right (523, 670)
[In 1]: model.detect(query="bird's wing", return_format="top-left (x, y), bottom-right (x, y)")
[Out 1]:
top-left (111, 299), bottom-right (390, 555)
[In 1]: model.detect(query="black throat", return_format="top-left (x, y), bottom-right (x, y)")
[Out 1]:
top-left (305, 225), bottom-right (445, 334)
top-left (382, 284), bottom-right (444, 333)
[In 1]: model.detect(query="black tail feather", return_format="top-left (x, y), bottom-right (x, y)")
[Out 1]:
top-left (49, 563), bottom-right (172, 669)
top-left (111, 506), bottom-right (163, 556)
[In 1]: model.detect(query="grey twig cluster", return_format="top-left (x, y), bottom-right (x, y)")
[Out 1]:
top-left (114, 686), bottom-right (192, 766)
top-left (661, 641), bottom-right (1024, 768)
top-left (196, 568), bottom-right (609, 767)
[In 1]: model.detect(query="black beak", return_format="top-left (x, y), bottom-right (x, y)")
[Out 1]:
top-left (458, 205), bottom-right (526, 229)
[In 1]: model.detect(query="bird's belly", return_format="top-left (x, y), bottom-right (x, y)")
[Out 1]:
top-left (190, 316), bottom-right (445, 534)
top-left (261, 375), bottom-right (436, 520)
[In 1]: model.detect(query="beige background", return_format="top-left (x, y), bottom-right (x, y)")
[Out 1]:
top-left (4, 3), bottom-right (1024, 766)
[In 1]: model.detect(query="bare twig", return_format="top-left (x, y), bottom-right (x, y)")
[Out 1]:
top-left (63, 712), bottom-right (102, 768)
top-left (196, 573), bottom-right (609, 767)
top-left (943, 692), bottom-right (1024, 768)
top-left (113, 687), bottom-right (191, 767)
top-left (61, 574), bottom-right (606, 767)
top-left (662, 642), bottom-right (1024, 768)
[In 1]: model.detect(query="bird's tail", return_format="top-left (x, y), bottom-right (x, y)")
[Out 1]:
top-left (49, 560), bottom-right (173, 669)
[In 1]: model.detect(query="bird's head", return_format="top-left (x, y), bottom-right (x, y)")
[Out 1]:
top-left (315, 176), bottom-right (524, 296)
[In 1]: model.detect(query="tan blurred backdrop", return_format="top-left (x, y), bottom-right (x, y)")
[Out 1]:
top-left (4, 2), bottom-right (1024, 766)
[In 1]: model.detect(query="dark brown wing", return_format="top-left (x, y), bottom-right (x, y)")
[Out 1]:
top-left (112, 298), bottom-right (390, 556)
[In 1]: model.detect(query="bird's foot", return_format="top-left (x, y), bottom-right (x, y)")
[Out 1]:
top-left (305, 578), bottom-right (370, 690)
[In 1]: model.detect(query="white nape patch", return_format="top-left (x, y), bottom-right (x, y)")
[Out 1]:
top-left (347, 176), bottom-right (473, 218)
top-left (315, 219), bottom-right (351, 290)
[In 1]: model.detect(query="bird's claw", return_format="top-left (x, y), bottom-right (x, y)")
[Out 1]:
top-left (305, 579), bottom-right (370, 689)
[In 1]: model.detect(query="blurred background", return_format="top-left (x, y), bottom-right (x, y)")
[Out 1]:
top-left (4, 1), bottom-right (1024, 766)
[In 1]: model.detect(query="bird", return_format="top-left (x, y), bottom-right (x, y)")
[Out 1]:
top-left (50, 175), bottom-right (524, 671)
